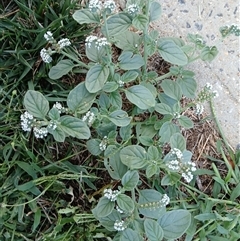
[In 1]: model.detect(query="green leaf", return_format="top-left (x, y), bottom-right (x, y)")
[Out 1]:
top-left (158, 40), bottom-right (188, 65)
top-left (86, 41), bottom-right (107, 62)
top-left (49, 60), bottom-right (74, 80)
top-left (73, 9), bottom-right (100, 24)
top-left (125, 85), bottom-right (155, 110)
top-left (160, 79), bottom-right (182, 101)
top-left (121, 70), bottom-right (139, 83)
top-left (118, 51), bottom-right (144, 70)
top-left (85, 64), bottom-right (109, 93)
top-left (16, 161), bottom-right (37, 179)
top-left (32, 209), bottom-right (41, 233)
top-left (176, 77), bottom-right (197, 99)
top-left (149, 2), bottom-right (162, 22)
top-left (86, 139), bottom-right (102, 155)
top-left (109, 91), bottom-right (122, 108)
top-left (122, 170), bottom-right (139, 191)
top-left (159, 121), bottom-right (180, 143)
top-left (50, 127), bottom-right (66, 142)
top-left (139, 136), bottom-right (154, 146)
top-left (104, 145), bottom-right (128, 180)
top-left (102, 82), bottom-right (118, 92)
top-left (146, 164), bottom-right (158, 178)
top-left (138, 189), bottom-right (166, 219)
top-left (105, 13), bottom-right (132, 36)
top-left (120, 228), bottom-right (143, 241)
top-left (132, 14), bottom-right (148, 30)
top-left (178, 116), bottom-right (194, 129)
top-left (200, 46), bottom-right (218, 62)
top-left (24, 90), bottom-right (49, 119)
top-left (120, 145), bottom-right (147, 169)
top-left (106, 110), bottom-right (132, 127)
top-left (170, 133), bottom-right (186, 151)
top-left (59, 115), bottom-right (90, 139)
top-left (194, 213), bottom-right (216, 221)
top-left (117, 194), bottom-right (134, 213)
top-left (155, 103), bottom-right (173, 115)
top-left (67, 82), bottom-right (96, 113)
top-left (230, 182), bottom-right (240, 201)
top-left (158, 210), bottom-right (191, 239)
top-left (144, 219), bottom-right (164, 241)
top-left (120, 124), bottom-right (132, 141)
top-left (48, 107), bottom-right (60, 120)
top-left (96, 196), bottom-right (115, 218)
top-left (114, 30), bottom-right (142, 51)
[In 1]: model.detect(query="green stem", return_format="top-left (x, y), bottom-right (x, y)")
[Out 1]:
top-left (154, 72), bottom-right (172, 82)
top-left (62, 51), bottom-right (89, 69)
top-left (143, 1), bottom-right (151, 79)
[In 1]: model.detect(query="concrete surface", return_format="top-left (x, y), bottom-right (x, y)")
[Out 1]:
top-left (153, 0), bottom-right (240, 149)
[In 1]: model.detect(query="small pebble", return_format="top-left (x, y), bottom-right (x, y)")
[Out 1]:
top-left (195, 23), bottom-right (203, 31)
top-left (186, 22), bottom-right (191, 28)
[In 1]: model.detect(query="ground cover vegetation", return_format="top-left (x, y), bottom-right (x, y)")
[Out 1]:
top-left (0, 0), bottom-right (240, 240)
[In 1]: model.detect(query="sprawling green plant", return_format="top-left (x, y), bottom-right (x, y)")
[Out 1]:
top-left (19, 0), bottom-right (223, 240)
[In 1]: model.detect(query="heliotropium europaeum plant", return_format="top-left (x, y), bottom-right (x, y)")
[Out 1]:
top-left (21, 0), bottom-right (220, 239)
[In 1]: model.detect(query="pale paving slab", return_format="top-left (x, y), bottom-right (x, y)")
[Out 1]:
top-left (153, 0), bottom-right (240, 149)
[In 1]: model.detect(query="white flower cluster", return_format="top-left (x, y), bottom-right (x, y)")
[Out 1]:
top-left (33, 127), bottom-right (48, 139)
top-left (44, 31), bottom-right (54, 42)
top-left (139, 194), bottom-right (170, 210)
top-left (47, 120), bottom-right (57, 131)
top-left (53, 102), bottom-right (67, 114)
top-left (118, 80), bottom-right (124, 87)
top-left (166, 148), bottom-right (197, 183)
top-left (114, 220), bottom-right (126, 231)
top-left (127, 4), bottom-right (139, 15)
top-left (85, 35), bottom-right (110, 49)
top-left (82, 111), bottom-right (95, 126)
top-left (99, 136), bottom-right (108, 151)
top-left (160, 194), bottom-right (170, 207)
top-left (197, 82), bottom-right (219, 102)
top-left (20, 111), bottom-right (34, 132)
top-left (116, 205), bottom-right (124, 214)
top-left (173, 112), bottom-right (181, 119)
top-left (195, 103), bottom-right (204, 115)
top-left (103, 0), bottom-right (116, 13)
top-left (104, 188), bottom-right (120, 201)
top-left (88, 0), bottom-right (102, 12)
top-left (40, 48), bottom-right (52, 63)
top-left (57, 38), bottom-right (71, 49)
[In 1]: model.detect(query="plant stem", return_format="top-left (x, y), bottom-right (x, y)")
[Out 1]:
top-left (62, 51), bottom-right (89, 69)
top-left (143, 1), bottom-right (151, 79)
top-left (155, 72), bottom-right (172, 82)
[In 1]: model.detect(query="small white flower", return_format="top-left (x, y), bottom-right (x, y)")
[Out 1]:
top-left (33, 127), bottom-right (48, 139)
top-left (89, 0), bottom-right (102, 12)
top-left (159, 194), bottom-right (170, 206)
top-left (47, 120), bottom-right (57, 131)
top-left (53, 102), bottom-right (63, 113)
top-left (116, 205), bottom-right (124, 214)
top-left (205, 83), bottom-right (213, 90)
top-left (212, 90), bottom-right (219, 98)
top-left (173, 112), bottom-right (181, 119)
top-left (20, 111), bottom-right (34, 132)
top-left (57, 38), bottom-right (71, 49)
top-left (44, 31), bottom-right (54, 42)
top-left (195, 103), bottom-right (204, 115)
top-left (40, 48), bottom-right (52, 63)
top-left (99, 136), bottom-right (108, 151)
top-left (127, 4), bottom-right (139, 15)
top-left (82, 111), bottom-right (95, 126)
top-left (103, 0), bottom-right (116, 13)
top-left (104, 188), bottom-right (120, 201)
top-left (118, 80), bottom-right (124, 87)
top-left (114, 220), bottom-right (126, 231)
top-left (95, 37), bottom-right (110, 49)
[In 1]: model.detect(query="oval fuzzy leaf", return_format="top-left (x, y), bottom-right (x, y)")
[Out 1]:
top-left (155, 103), bottom-right (173, 115)
top-left (96, 196), bottom-right (115, 218)
top-left (106, 110), bottom-right (132, 127)
top-left (24, 90), bottom-right (49, 119)
top-left (105, 13), bottom-right (132, 36)
top-left (146, 164), bottom-right (158, 178)
top-left (125, 85), bottom-right (155, 110)
top-left (122, 170), bottom-right (139, 191)
top-left (86, 139), bottom-right (102, 156)
top-left (67, 82), bottom-right (96, 113)
top-left (59, 115), bottom-right (90, 139)
top-left (132, 14), bottom-right (148, 30)
top-left (178, 116), bottom-right (194, 129)
top-left (149, 2), bottom-right (162, 22)
top-left (200, 46), bottom-right (218, 62)
top-left (158, 210), bottom-right (191, 239)
top-left (73, 9), bottom-right (100, 24)
top-left (86, 41), bottom-right (107, 63)
top-left (176, 77), bottom-right (197, 99)
top-left (158, 40), bottom-right (188, 65)
top-left (117, 194), bottom-right (134, 213)
top-left (118, 51), bottom-right (144, 70)
top-left (170, 133), bottom-right (186, 151)
top-left (120, 228), bottom-right (143, 241)
top-left (85, 64), bottom-right (109, 93)
top-left (160, 79), bottom-right (182, 101)
top-left (49, 59), bottom-right (74, 80)
top-left (121, 70), bottom-right (139, 83)
top-left (120, 145), bottom-right (147, 169)
top-left (159, 121), bottom-right (180, 143)
top-left (144, 219), bottom-right (164, 241)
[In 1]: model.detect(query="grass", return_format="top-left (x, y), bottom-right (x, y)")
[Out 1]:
top-left (0, 1), bottom-right (240, 240)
